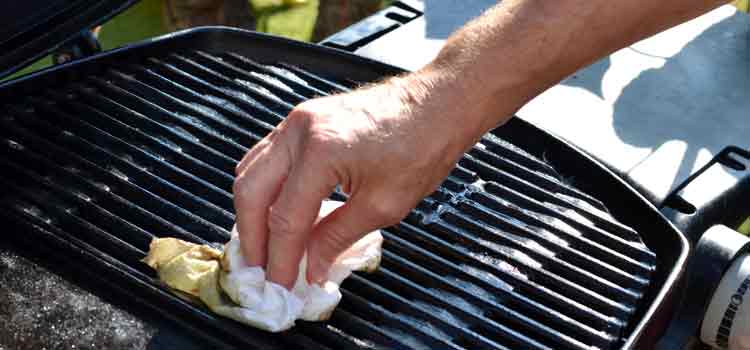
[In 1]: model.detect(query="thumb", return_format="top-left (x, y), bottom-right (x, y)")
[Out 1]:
top-left (306, 196), bottom-right (407, 285)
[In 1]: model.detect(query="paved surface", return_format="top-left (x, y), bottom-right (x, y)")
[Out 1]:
top-left (357, 2), bottom-right (750, 204)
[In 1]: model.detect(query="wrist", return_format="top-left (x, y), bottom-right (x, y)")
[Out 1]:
top-left (402, 60), bottom-right (526, 140)
top-left (382, 67), bottom-right (504, 159)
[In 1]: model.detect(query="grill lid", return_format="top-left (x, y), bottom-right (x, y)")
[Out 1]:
top-left (0, 0), bottom-right (136, 79)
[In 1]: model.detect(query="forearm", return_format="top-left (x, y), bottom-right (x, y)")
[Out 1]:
top-left (409, 0), bottom-right (727, 137)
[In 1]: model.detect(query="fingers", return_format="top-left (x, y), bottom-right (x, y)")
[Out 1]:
top-left (235, 128), bottom-right (278, 177)
top-left (306, 196), bottom-right (406, 285)
top-left (265, 156), bottom-right (338, 288)
top-left (233, 143), bottom-right (290, 267)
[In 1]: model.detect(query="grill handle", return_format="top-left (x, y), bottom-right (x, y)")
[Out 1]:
top-left (52, 28), bottom-right (102, 65)
top-left (660, 146), bottom-right (750, 243)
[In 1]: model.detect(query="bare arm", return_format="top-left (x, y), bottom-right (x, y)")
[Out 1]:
top-left (420, 0), bottom-right (728, 134)
top-left (233, 0), bottom-right (728, 288)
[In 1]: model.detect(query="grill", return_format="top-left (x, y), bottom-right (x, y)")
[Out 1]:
top-left (0, 28), bottom-right (684, 350)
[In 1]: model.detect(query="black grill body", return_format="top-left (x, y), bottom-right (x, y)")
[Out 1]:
top-left (0, 28), bottom-right (687, 350)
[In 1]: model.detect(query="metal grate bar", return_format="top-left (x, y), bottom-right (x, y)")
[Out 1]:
top-left (460, 179), bottom-right (650, 276)
top-left (468, 145), bottom-right (605, 214)
top-left (478, 135), bottom-right (561, 178)
top-left (442, 175), bottom-right (650, 277)
top-left (129, 58), bottom-right (284, 129)
top-left (35, 93), bottom-right (235, 212)
top-left (338, 288), bottom-right (465, 350)
top-left (74, 83), bottom-right (237, 174)
top-left (344, 272), bottom-right (509, 350)
top-left (469, 144), bottom-right (633, 239)
top-left (0, 116), bottom-right (230, 241)
top-left (8, 102), bottom-right (235, 229)
top-left (406, 207), bottom-right (633, 320)
top-left (379, 249), bottom-right (594, 350)
top-left (0, 136), bottom-right (208, 246)
top-left (441, 184), bottom-right (649, 290)
top-left (459, 154), bottom-right (644, 244)
top-left (278, 63), bottom-right (352, 93)
top-left (86, 75), bottom-right (242, 169)
top-left (437, 204), bottom-right (640, 305)
top-left (384, 223), bottom-right (624, 338)
top-left (141, 57), bottom-right (284, 130)
top-left (451, 163), bottom-right (655, 264)
top-left (326, 309), bottom-right (408, 349)
top-left (1, 178), bottom-right (149, 268)
top-left (107, 68), bottom-right (264, 150)
top-left (188, 50), bottom-right (309, 104)
top-left (478, 134), bottom-right (611, 214)
top-left (218, 52), bottom-right (328, 98)
top-left (165, 53), bottom-right (294, 116)
top-left (51, 95), bottom-right (234, 193)
top-left (483, 178), bottom-right (654, 263)
top-left (93, 74), bottom-right (249, 161)
top-left (361, 263), bottom-right (565, 350)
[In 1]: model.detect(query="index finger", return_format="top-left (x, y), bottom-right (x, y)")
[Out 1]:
top-left (233, 143), bottom-right (290, 267)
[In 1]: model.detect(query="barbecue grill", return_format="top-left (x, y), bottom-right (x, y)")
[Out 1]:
top-left (2, 1), bottom-right (747, 350)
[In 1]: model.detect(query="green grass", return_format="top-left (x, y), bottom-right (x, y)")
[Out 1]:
top-left (255, 0), bottom-right (319, 41)
top-left (98, 0), bottom-right (167, 50)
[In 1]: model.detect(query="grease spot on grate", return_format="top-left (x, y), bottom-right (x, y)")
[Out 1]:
top-left (381, 327), bottom-right (431, 350)
top-left (412, 300), bottom-right (468, 329)
top-left (265, 65), bottom-right (309, 86)
top-left (444, 275), bottom-right (501, 303)
top-left (429, 289), bottom-right (485, 317)
top-left (201, 96), bottom-right (243, 116)
top-left (250, 72), bottom-right (294, 92)
top-left (461, 264), bottom-right (516, 292)
top-left (4, 139), bottom-right (23, 151)
top-left (155, 137), bottom-right (183, 153)
top-left (235, 79), bottom-right (282, 101)
top-left (106, 166), bottom-right (129, 182)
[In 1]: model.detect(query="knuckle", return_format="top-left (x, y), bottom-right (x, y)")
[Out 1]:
top-left (287, 104), bottom-right (317, 123)
top-left (305, 133), bottom-right (336, 155)
top-left (232, 178), bottom-right (247, 199)
top-left (234, 163), bottom-right (243, 177)
top-left (368, 199), bottom-right (409, 226)
top-left (267, 209), bottom-right (300, 239)
top-left (317, 228), bottom-right (352, 262)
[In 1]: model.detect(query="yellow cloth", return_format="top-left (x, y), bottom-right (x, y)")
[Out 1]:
top-left (734, 0), bottom-right (749, 12)
top-left (142, 201), bottom-right (385, 332)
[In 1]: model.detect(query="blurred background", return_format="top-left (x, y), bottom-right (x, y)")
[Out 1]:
top-left (12, 0), bottom-right (393, 78)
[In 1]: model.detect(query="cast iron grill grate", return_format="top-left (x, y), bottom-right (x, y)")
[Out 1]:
top-left (0, 49), bottom-right (656, 350)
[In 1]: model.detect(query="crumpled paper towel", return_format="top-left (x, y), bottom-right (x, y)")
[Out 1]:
top-left (142, 201), bottom-right (383, 332)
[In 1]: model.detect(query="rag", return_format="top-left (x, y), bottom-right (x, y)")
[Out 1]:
top-left (142, 200), bottom-right (383, 332)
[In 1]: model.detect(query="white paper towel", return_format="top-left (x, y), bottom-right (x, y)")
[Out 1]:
top-left (143, 200), bottom-right (383, 332)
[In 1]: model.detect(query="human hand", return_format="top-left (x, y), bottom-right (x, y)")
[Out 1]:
top-left (233, 67), bottom-right (507, 289)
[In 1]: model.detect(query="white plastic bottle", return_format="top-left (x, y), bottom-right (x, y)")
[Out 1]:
top-left (701, 253), bottom-right (750, 349)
